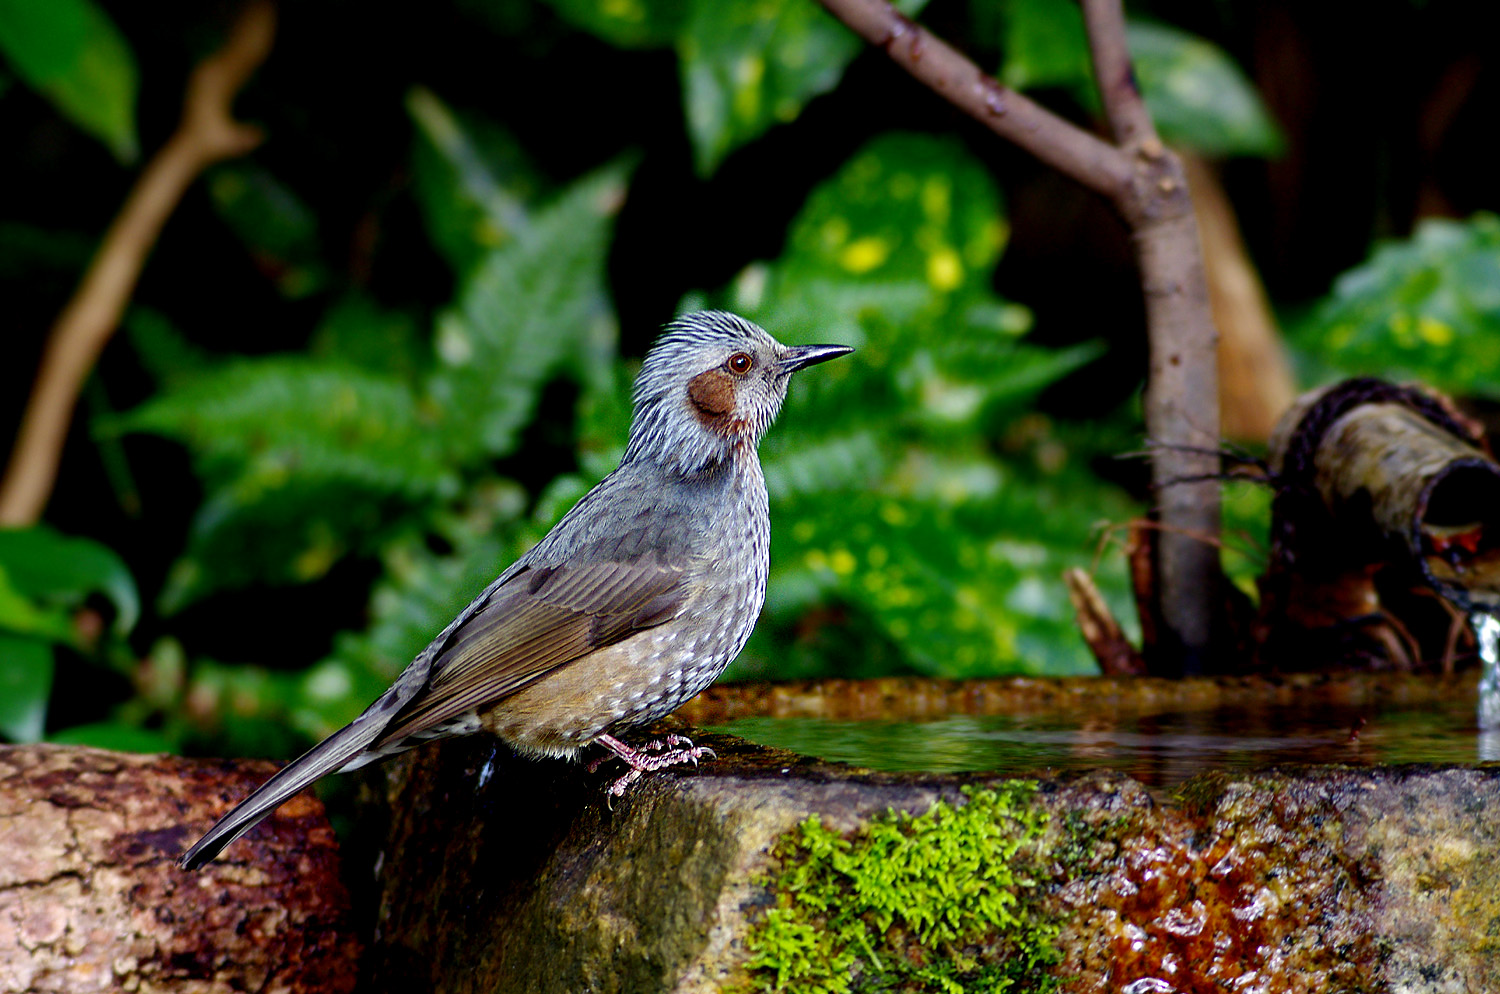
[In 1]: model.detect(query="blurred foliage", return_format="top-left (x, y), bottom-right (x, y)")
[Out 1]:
top-left (539, 0), bottom-right (690, 48)
top-left (1125, 22), bottom-right (1284, 158)
top-left (715, 132), bottom-right (1131, 677)
top-left (677, 0), bottom-right (929, 175)
top-left (1290, 213), bottom-right (1500, 397)
top-left (535, 0), bottom-right (930, 174)
top-left (1220, 477), bottom-right (1272, 601)
top-left (407, 86), bottom-right (541, 278)
top-left (0, 526), bottom-right (137, 742)
top-left (208, 163), bottom-right (330, 300)
top-left (999, 0), bottom-right (1284, 158)
top-left (6, 0), bottom-right (1451, 758)
top-left (109, 134), bottom-right (627, 614)
top-left (0, 0), bottom-right (137, 161)
top-left (101, 101), bottom-right (1136, 746)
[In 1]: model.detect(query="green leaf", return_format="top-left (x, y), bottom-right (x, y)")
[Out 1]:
top-left (115, 359), bottom-right (459, 605)
top-left (998, 0), bottom-right (1091, 93)
top-left (0, 525), bottom-right (138, 634)
top-left (997, 2), bottom-right (1283, 158)
top-left (0, 634), bottom-right (53, 742)
top-left (113, 157), bottom-right (628, 606)
top-left (744, 134), bottom-right (1075, 447)
top-left (408, 87), bottom-right (540, 276)
top-left (1291, 214), bottom-right (1500, 397)
top-left (159, 477), bottom-right (424, 610)
top-left (777, 132), bottom-right (1007, 300)
top-left (207, 163), bottom-right (329, 299)
top-left (310, 294), bottom-right (428, 380)
top-left (755, 468), bottom-right (1136, 679)
top-left (178, 658), bottom-right (312, 759)
top-left (1127, 21), bottom-right (1284, 158)
top-left (679, 0), bottom-right (928, 175)
top-left (0, 565), bottom-right (75, 643)
top-left (122, 307), bottom-right (211, 387)
top-left (427, 161), bottom-right (628, 459)
top-left (538, 0), bottom-right (688, 48)
top-left (574, 360), bottom-right (634, 480)
top-left (118, 358), bottom-right (457, 500)
top-left (1222, 477), bottom-right (1271, 601)
top-left (0, 0), bottom-right (85, 81)
top-left (0, 221), bottom-right (94, 279)
top-left (0, 0), bottom-right (138, 161)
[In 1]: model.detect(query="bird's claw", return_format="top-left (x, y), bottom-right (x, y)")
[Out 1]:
top-left (606, 768), bottom-right (644, 799)
top-left (593, 732), bottom-right (716, 798)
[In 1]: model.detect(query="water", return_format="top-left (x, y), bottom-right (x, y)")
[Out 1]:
top-left (712, 693), bottom-right (1490, 790)
top-left (1475, 611), bottom-right (1500, 759)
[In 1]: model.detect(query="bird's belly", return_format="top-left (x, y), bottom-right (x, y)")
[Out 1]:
top-left (480, 577), bottom-right (760, 760)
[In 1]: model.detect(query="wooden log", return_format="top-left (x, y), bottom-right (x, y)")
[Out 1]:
top-left (0, 745), bottom-right (359, 994)
top-left (1261, 378), bottom-right (1500, 668)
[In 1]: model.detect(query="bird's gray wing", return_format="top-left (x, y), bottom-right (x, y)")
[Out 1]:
top-left (179, 490), bottom-right (693, 870)
top-left (372, 553), bottom-right (688, 746)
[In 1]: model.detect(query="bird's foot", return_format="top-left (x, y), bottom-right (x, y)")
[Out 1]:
top-left (591, 732), bottom-right (717, 797)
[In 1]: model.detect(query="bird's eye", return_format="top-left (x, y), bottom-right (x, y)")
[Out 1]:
top-left (726, 352), bottom-right (754, 375)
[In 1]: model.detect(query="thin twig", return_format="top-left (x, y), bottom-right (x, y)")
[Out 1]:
top-left (1118, 440), bottom-right (1268, 472)
top-left (0, 2), bottom-right (276, 526)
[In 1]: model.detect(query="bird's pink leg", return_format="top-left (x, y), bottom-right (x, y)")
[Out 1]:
top-left (590, 733), bottom-right (717, 796)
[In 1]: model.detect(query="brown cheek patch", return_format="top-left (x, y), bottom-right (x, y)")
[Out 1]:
top-left (687, 369), bottom-right (736, 428)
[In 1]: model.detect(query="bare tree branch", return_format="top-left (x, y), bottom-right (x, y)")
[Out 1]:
top-left (817, 0), bottom-right (1133, 200)
top-left (1081, 0), bottom-right (1158, 151)
top-left (0, 2), bottom-right (276, 526)
top-left (818, 0), bottom-right (1224, 671)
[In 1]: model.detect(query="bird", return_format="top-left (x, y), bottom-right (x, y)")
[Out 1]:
top-left (178, 310), bottom-right (852, 869)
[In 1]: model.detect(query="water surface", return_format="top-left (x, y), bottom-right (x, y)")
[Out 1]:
top-left (711, 693), bottom-right (1492, 789)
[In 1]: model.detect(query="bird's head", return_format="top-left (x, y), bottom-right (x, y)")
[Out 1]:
top-left (624, 310), bottom-right (852, 476)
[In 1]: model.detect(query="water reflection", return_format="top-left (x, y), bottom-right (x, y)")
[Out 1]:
top-left (715, 693), bottom-right (1491, 790)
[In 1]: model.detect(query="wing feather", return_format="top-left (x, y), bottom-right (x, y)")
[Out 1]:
top-left (374, 555), bottom-right (688, 745)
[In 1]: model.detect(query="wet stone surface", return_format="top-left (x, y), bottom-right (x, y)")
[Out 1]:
top-left (10, 676), bottom-right (1495, 992)
top-left (368, 694), bottom-right (1500, 994)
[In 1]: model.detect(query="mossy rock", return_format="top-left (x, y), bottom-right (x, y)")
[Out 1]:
top-left (363, 727), bottom-right (1500, 993)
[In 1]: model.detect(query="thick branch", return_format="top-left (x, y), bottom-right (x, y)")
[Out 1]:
top-left (816, 0), bottom-right (1133, 200)
top-left (0, 2), bottom-right (275, 526)
top-left (820, 0), bottom-right (1224, 670)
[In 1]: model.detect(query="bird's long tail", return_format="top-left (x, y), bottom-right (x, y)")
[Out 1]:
top-left (178, 717), bottom-right (386, 870)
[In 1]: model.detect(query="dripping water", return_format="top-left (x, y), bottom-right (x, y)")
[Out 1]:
top-left (1474, 611), bottom-right (1500, 760)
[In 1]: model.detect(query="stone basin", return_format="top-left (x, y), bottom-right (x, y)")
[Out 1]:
top-left (366, 671), bottom-right (1500, 994)
top-left (11, 673), bottom-right (1496, 993)
top-left (680, 671), bottom-right (1492, 785)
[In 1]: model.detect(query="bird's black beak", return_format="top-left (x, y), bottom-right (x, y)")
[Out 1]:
top-left (780, 344), bottom-right (854, 373)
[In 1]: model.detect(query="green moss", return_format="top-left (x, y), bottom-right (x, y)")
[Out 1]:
top-left (742, 782), bottom-right (1061, 993)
